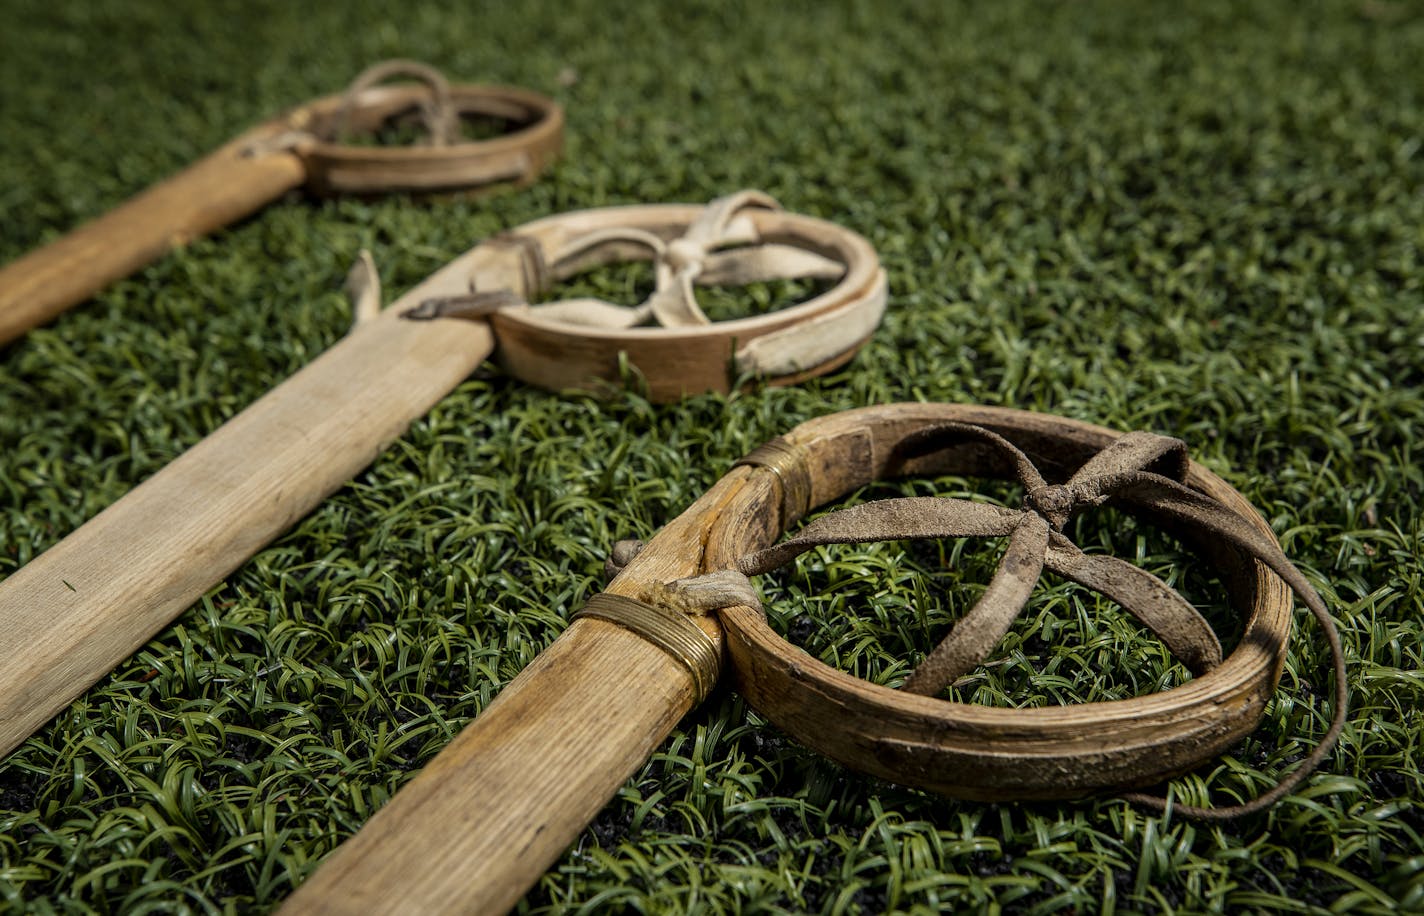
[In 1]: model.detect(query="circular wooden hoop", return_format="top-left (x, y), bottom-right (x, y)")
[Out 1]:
top-left (481, 203), bottom-right (887, 402)
top-left (699, 404), bottom-right (1294, 801)
top-left (287, 82), bottom-right (563, 195)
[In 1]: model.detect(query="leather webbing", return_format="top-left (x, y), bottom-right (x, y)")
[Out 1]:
top-left (670, 422), bottom-right (1349, 820)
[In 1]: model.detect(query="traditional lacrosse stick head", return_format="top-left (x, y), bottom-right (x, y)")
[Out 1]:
top-left (272, 405), bottom-right (1338, 910)
top-left (609, 404), bottom-right (1345, 809)
top-left (0, 59), bottom-right (564, 350)
top-left (399, 190), bottom-right (888, 401)
top-left (251, 59), bottom-right (563, 195)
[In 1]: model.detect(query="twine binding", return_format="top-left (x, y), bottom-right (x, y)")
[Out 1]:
top-left (573, 593), bottom-right (720, 704)
top-left (733, 437), bottom-right (815, 527)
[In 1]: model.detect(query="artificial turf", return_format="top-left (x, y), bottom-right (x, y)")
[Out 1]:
top-left (0, 0), bottom-right (1421, 912)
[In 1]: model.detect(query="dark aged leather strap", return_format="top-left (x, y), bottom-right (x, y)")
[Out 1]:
top-left (735, 425), bottom-right (1225, 687)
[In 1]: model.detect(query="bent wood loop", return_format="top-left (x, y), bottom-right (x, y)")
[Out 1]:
top-left (0, 194), bottom-right (886, 760)
top-left (0, 60), bottom-right (563, 346)
top-left (455, 192), bottom-right (888, 402)
top-left (279, 405), bottom-right (1344, 915)
top-left (690, 412), bottom-right (1347, 819)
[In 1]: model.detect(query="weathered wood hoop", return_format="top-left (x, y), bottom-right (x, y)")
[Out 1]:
top-left (477, 202), bottom-right (887, 401)
top-left (294, 82), bottom-right (563, 194)
top-left (704, 403), bottom-right (1297, 800)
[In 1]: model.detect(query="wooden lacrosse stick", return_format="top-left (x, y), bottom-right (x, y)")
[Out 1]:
top-left (281, 404), bottom-right (1345, 914)
top-left (0, 191), bottom-right (886, 760)
top-left (0, 59), bottom-right (563, 346)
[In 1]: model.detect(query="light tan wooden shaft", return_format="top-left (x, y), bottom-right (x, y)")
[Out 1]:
top-left (278, 476), bottom-right (753, 915)
top-left (0, 143), bottom-right (307, 345)
top-left (280, 621), bottom-right (693, 915)
top-left (0, 256), bottom-right (503, 755)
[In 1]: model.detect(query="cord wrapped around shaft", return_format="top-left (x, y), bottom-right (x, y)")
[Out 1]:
top-left (572, 594), bottom-right (721, 704)
top-left (733, 437), bottom-right (814, 526)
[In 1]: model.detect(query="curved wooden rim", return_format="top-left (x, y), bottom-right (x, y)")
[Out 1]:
top-left (514, 206), bottom-right (878, 334)
top-left (479, 203), bottom-right (886, 402)
top-left (286, 83), bottom-right (564, 195)
top-left (697, 403), bottom-right (1293, 799)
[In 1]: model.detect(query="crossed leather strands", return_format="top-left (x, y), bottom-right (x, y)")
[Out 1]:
top-left (425, 190), bottom-right (847, 327)
top-left (525, 190), bottom-right (847, 329)
top-left (247, 60), bottom-right (462, 157)
top-left (676, 422), bottom-right (1348, 819)
top-left (739, 423), bottom-right (1228, 693)
top-left (331, 59), bottom-right (460, 147)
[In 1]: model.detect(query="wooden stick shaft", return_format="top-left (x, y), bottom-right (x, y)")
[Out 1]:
top-left (278, 477), bottom-right (749, 915)
top-left (0, 251), bottom-right (507, 756)
top-left (0, 142), bottom-right (306, 345)
top-left (281, 620), bottom-right (695, 915)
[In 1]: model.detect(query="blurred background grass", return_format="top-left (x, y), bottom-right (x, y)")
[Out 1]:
top-left (0, 0), bottom-right (1421, 911)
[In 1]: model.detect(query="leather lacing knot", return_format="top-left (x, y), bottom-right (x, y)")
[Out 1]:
top-left (664, 238), bottom-right (706, 275)
top-left (603, 539), bottom-right (646, 582)
top-left (1024, 484), bottom-right (1076, 530)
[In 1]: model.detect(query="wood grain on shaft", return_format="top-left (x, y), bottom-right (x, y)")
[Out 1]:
top-left (279, 621), bottom-right (693, 915)
top-left (278, 476), bottom-right (752, 916)
top-left (0, 142), bottom-right (307, 345)
top-left (0, 244), bottom-right (514, 757)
